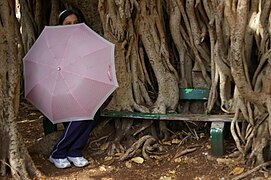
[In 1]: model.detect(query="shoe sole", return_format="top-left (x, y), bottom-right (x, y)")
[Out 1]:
top-left (49, 157), bottom-right (71, 169)
top-left (67, 157), bottom-right (89, 168)
top-left (71, 163), bottom-right (89, 168)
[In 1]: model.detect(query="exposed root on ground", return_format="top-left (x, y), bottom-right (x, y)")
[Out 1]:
top-left (232, 161), bottom-right (271, 180)
top-left (173, 147), bottom-right (198, 159)
top-left (119, 135), bottom-right (161, 161)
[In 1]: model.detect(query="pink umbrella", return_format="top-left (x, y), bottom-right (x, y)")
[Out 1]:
top-left (23, 23), bottom-right (118, 124)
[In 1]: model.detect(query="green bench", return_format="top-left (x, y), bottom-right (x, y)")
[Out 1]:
top-left (42, 88), bottom-right (234, 156)
top-left (100, 88), bottom-right (235, 156)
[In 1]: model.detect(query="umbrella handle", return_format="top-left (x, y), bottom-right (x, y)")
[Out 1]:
top-left (107, 65), bottom-right (112, 81)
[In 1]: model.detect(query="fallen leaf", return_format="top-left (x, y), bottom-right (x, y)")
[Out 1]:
top-left (115, 152), bottom-right (124, 157)
top-left (99, 165), bottom-right (107, 171)
top-left (159, 176), bottom-right (172, 180)
top-left (172, 139), bottom-right (181, 144)
top-left (216, 158), bottom-right (235, 165)
top-left (125, 161), bottom-right (132, 168)
top-left (131, 157), bottom-right (144, 164)
top-left (150, 155), bottom-right (162, 160)
top-left (104, 156), bottom-right (113, 161)
top-left (174, 157), bottom-right (182, 163)
top-left (229, 167), bottom-right (244, 175)
top-left (162, 141), bottom-right (172, 145)
top-left (168, 170), bottom-right (176, 174)
top-left (194, 176), bottom-right (208, 180)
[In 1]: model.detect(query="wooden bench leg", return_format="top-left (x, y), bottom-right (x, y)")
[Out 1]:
top-left (210, 122), bottom-right (225, 156)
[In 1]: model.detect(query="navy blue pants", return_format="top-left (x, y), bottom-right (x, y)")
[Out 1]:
top-left (51, 120), bottom-right (93, 158)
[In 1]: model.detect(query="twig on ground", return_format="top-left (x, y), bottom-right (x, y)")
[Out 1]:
top-left (178, 133), bottom-right (191, 146)
top-left (173, 147), bottom-right (197, 159)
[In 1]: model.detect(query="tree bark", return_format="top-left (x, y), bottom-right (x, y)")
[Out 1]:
top-left (0, 0), bottom-right (42, 179)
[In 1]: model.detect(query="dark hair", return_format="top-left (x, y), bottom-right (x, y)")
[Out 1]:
top-left (58, 7), bottom-right (86, 25)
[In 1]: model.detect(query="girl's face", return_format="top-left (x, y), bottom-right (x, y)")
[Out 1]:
top-left (63, 14), bottom-right (78, 25)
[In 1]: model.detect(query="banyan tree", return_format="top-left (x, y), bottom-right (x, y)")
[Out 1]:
top-left (1, 0), bottom-right (271, 179)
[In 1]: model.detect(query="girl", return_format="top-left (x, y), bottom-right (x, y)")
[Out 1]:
top-left (48, 7), bottom-right (93, 169)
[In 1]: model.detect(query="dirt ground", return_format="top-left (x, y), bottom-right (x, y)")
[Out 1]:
top-left (12, 101), bottom-right (270, 180)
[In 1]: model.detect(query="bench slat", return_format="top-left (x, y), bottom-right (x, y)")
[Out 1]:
top-left (180, 88), bottom-right (209, 100)
top-left (101, 111), bottom-right (234, 122)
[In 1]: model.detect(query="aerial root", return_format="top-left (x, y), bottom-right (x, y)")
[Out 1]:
top-left (119, 135), bottom-right (160, 161)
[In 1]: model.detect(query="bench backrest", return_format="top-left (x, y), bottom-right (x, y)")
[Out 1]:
top-left (180, 88), bottom-right (209, 101)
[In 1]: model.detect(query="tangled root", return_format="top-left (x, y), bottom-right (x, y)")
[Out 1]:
top-left (119, 135), bottom-right (161, 161)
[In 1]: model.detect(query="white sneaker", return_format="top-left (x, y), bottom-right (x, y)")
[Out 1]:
top-left (67, 156), bottom-right (89, 167)
top-left (49, 156), bottom-right (71, 169)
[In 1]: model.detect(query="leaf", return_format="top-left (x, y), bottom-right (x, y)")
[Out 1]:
top-left (150, 155), bottom-right (162, 160)
top-left (159, 176), bottom-right (172, 180)
top-left (174, 157), bottom-right (182, 163)
top-left (172, 139), bottom-right (181, 144)
top-left (131, 157), bottom-right (144, 164)
top-left (168, 170), bottom-right (176, 174)
top-left (216, 158), bottom-right (235, 165)
top-left (115, 152), bottom-right (124, 157)
top-left (162, 141), bottom-right (172, 145)
top-left (229, 167), bottom-right (244, 175)
top-left (104, 156), bottom-right (113, 161)
top-left (206, 144), bottom-right (211, 149)
top-left (99, 165), bottom-right (107, 171)
top-left (125, 161), bottom-right (132, 168)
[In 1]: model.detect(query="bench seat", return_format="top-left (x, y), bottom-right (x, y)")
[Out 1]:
top-left (101, 111), bottom-right (234, 122)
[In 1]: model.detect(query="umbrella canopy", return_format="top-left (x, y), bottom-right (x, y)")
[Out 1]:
top-left (23, 23), bottom-right (118, 124)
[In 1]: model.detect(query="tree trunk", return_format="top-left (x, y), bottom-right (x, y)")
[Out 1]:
top-left (0, 0), bottom-right (42, 179)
